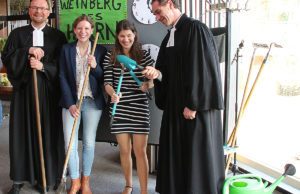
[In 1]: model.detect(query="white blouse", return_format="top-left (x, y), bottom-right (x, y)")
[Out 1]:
top-left (75, 41), bottom-right (94, 100)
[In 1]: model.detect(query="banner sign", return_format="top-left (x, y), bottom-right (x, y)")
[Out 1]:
top-left (59, 0), bottom-right (127, 44)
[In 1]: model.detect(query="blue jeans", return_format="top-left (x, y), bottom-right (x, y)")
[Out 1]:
top-left (62, 98), bottom-right (102, 179)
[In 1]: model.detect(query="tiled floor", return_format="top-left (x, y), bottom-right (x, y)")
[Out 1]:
top-left (0, 101), bottom-right (157, 194)
top-left (0, 100), bottom-right (287, 194)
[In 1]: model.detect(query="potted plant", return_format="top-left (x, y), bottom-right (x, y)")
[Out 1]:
top-left (0, 38), bottom-right (7, 71)
top-left (0, 38), bottom-right (7, 53)
top-left (0, 38), bottom-right (12, 87)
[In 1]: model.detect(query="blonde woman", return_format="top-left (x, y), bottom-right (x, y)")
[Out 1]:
top-left (59, 15), bottom-right (106, 194)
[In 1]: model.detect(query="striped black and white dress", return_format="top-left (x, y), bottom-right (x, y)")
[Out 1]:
top-left (103, 50), bottom-right (154, 134)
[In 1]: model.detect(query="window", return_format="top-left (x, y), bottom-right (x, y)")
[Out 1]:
top-left (236, 0), bottom-right (300, 191)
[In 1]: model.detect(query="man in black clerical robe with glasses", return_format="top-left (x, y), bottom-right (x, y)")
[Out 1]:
top-left (1, 0), bottom-right (67, 193)
top-left (143, 0), bottom-right (225, 193)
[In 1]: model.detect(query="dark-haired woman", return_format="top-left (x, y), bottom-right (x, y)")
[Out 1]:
top-left (59, 15), bottom-right (106, 194)
top-left (103, 19), bottom-right (154, 194)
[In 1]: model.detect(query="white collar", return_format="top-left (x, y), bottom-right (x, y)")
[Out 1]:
top-left (166, 14), bottom-right (183, 48)
top-left (32, 24), bottom-right (46, 47)
top-left (32, 23), bottom-right (46, 31)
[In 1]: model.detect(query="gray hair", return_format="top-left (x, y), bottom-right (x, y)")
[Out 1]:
top-left (151, 0), bottom-right (180, 9)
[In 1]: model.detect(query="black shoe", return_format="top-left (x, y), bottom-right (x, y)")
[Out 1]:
top-left (7, 184), bottom-right (24, 194)
top-left (124, 185), bottom-right (133, 194)
top-left (53, 178), bottom-right (61, 190)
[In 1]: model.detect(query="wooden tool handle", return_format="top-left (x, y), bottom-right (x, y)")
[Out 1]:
top-left (62, 33), bottom-right (100, 174)
top-left (33, 69), bottom-right (47, 193)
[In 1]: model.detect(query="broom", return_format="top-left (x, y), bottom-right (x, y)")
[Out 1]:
top-left (56, 32), bottom-right (99, 194)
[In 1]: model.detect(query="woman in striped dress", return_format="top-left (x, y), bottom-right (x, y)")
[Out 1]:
top-left (103, 20), bottom-right (154, 194)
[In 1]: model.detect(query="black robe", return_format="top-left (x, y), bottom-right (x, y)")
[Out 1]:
top-left (1, 25), bottom-right (67, 186)
top-left (154, 14), bottom-right (225, 194)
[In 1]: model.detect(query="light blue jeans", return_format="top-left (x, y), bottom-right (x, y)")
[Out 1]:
top-left (62, 98), bottom-right (102, 179)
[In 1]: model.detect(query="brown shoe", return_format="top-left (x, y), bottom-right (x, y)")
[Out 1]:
top-left (68, 178), bottom-right (81, 194)
top-left (81, 175), bottom-right (92, 194)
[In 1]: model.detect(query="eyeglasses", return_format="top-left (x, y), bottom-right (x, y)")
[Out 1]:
top-left (30, 6), bottom-right (50, 11)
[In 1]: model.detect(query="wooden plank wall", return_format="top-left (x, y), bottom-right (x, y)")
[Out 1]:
top-left (0, 0), bottom-right (8, 38)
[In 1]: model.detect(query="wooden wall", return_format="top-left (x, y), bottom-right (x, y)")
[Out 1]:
top-left (0, 0), bottom-right (8, 39)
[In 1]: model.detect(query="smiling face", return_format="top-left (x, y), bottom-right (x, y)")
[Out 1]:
top-left (117, 29), bottom-right (136, 52)
top-left (29, 0), bottom-right (50, 27)
top-left (73, 20), bottom-right (94, 43)
top-left (152, 0), bottom-right (174, 26)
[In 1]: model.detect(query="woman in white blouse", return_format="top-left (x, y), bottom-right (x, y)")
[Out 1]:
top-left (59, 15), bottom-right (107, 194)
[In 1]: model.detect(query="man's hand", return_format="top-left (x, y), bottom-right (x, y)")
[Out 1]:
top-left (142, 66), bottom-right (160, 80)
top-left (30, 57), bottom-right (43, 70)
top-left (183, 107), bottom-right (196, 120)
top-left (87, 54), bottom-right (97, 69)
top-left (139, 82), bottom-right (149, 92)
top-left (29, 47), bottom-right (44, 60)
top-left (69, 105), bottom-right (80, 118)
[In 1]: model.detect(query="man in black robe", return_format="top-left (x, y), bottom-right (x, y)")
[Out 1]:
top-left (143, 0), bottom-right (225, 193)
top-left (1, 0), bottom-right (67, 193)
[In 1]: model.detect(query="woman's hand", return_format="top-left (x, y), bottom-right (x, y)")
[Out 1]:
top-left (139, 82), bottom-right (149, 92)
top-left (142, 66), bottom-right (160, 80)
top-left (111, 92), bottom-right (122, 103)
top-left (87, 54), bottom-right (97, 69)
top-left (69, 105), bottom-right (80, 118)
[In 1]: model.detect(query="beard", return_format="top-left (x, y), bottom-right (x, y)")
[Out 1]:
top-left (31, 14), bottom-right (47, 25)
